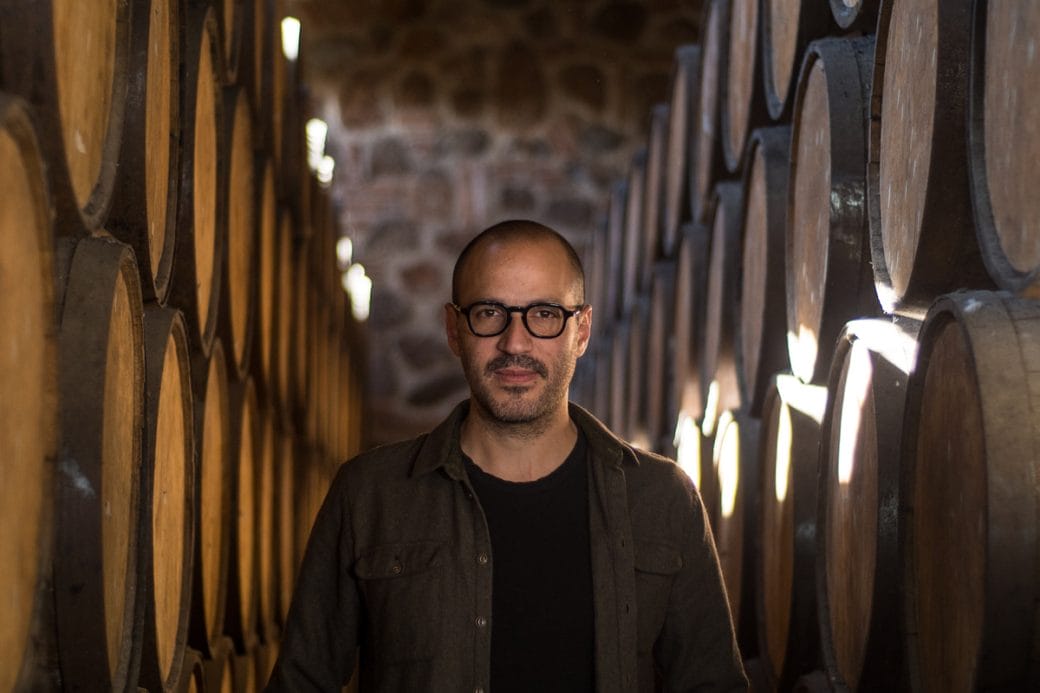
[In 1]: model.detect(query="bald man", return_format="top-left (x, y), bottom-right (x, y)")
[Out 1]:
top-left (267, 220), bottom-right (746, 692)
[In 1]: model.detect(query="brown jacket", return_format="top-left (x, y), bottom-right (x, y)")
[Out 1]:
top-left (266, 401), bottom-right (747, 692)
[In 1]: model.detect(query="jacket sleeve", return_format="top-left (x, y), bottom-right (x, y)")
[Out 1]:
top-left (265, 464), bottom-right (361, 691)
top-left (654, 471), bottom-right (748, 692)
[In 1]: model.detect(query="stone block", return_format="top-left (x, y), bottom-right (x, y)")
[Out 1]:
top-left (370, 137), bottom-right (414, 177)
top-left (494, 42), bottom-right (547, 129)
top-left (559, 64), bottom-right (607, 112)
top-left (399, 332), bottom-right (454, 370)
top-left (591, 1), bottom-right (648, 42)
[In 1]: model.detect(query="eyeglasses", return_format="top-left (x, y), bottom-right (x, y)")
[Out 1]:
top-left (451, 301), bottom-right (585, 339)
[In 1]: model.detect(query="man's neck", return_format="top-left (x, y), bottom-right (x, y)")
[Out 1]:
top-left (459, 404), bottom-right (578, 482)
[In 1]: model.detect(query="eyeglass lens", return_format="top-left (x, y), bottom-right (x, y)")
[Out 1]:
top-left (467, 302), bottom-right (568, 337)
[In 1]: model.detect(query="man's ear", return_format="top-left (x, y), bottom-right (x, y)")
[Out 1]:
top-left (445, 303), bottom-right (462, 357)
top-left (575, 304), bottom-right (592, 357)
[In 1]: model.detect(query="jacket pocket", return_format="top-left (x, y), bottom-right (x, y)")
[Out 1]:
top-left (633, 539), bottom-right (682, 653)
top-left (355, 541), bottom-right (445, 663)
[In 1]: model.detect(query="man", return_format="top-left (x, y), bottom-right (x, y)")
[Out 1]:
top-left (267, 220), bottom-right (747, 692)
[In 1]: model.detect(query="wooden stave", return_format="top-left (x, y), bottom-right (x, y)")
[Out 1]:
top-left (689, 0), bottom-right (729, 225)
top-left (700, 181), bottom-right (744, 437)
top-left (138, 306), bottom-right (197, 693)
top-left (175, 648), bottom-right (206, 693)
top-left (201, 636), bottom-right (235, 693)
top-left (217, 86), bottom-right (258, 380)
top-left (828, 0), bottom-right (881, 31)
top-left (867, 0), bottom-right (993, 316)
top-left (625, 297), bottom-right (652, 447)
top-left (169, 6), bottom-right (226, 356)
top-left (290, 235), bottom-right (311, 419)
top-left (670, 221), bottom-right (711, 426)
top-left (273, 208), bottom-right (295, 422)
top-left (216, 0), bottom-right (245, 84)
top-left (56, 235), bottom-right (146, 691)
top-left (253, 158), bottom-right (277, 396)
top-left (761, 0), bottom-right (835, 121)
top-left (660, 44), bottom-right (701, 258)
top-left (786, 37), bottom-right (880, 386)
top-left (0, 93), bottom-right (58, 693)
top-left (900, 291), bottom-right (1040, 691)
top-left (713, 410), bottom-right (762, 658)
top-left (815, 317), bottom-right (920, 691)
top-left (0, 0), bottom-right (131, 233)
top-left (602, 180), bottom-right (628, 329)
top-left (757, 374), bottom-right (825, 691)
top-left (257, 405), bottom-right (280, 646)
top-left (721, 0), bottom-right (768, 173)
top-left (967, 1), bottom-right (1040, 295)
top-left (620, 150), bottom-right (647, 321)
top-left (276, 428), bottom-right (296, 629)
top-left (607, 319), bottom-right (631, 436)
top-left (736, 126), bottom-right (791, 418)
top-left (638, 104), bottom-right (670, 295)
top-left (186, 339), bottom-right (231, 658)
top-left (646, 260), bottom-right (677, 454)
top-left (108, 0), bottom-right (182, 304)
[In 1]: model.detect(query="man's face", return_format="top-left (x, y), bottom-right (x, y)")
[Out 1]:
top-left (445, 237), bottom-right (592, 427)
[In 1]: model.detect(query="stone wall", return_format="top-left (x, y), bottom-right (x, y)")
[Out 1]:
top-left (289, 0), bottom-right (702, 446)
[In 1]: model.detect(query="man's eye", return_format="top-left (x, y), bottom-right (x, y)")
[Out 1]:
top-left (476, 307), bottom-right (502, 319)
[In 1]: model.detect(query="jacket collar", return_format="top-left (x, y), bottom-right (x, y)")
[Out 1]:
top-left (410, 399), bottom-right (639, 479)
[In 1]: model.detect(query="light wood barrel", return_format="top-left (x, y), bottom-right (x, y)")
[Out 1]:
top-left (255, 159), bottom-right (277, 391)
top-left (291, 237), bottom-right (311, 417)
top-left (277, 430), bottom-right (296, 626)
top-left (816, 317), bottom-right (920, 691)
top-left (868, 0), bottom-right (992, 315)
top-left (722, 0), bottom-right (767, 172)
top-left (138, 307), bottom-right (196, 693)
top-left (257, 409), bottom-right (279, 645)
top-left (220, 87), bottom-right (257, 378)
top-left (108, 0), bottom-right (181, 303)
top-left (671, 222), bottom-right (711, 425)
top-left (274, 210), bottom-right (295, 417)
top-left (227, 378), bottom-right (260, 652)
top-left (178, 648), bottom-right (206, 693)
top-left (758, 374), bottom-right (826, 690)
top-left (639, 104), bottom-right (669, 294)
top-left (646, 261), bottom-right (676, 453)
top-left (0, 0), bottom-right (130, 232)
top-left (202, 636), bottom-right (235, 693)
top-left (620, 150), bottom-right (647, 319)
top-left (701, 182), bottom-right (743, 436)
top-left (661, 45), bottom-right (700, 257)
top-left (217, 0), bottom-right (245, 83)
top-left (829, 0), bottom-right (880, 30)
top-left (787, 37), bottom-right (879, 386)
top-left (738, 127), bottom-right (790, 417)
top-left (713, 410), bottom-right (761, 657)
top-left (188, 339), bottom-right (231, 657)
top-left (690, 0), bottom-right (727, 224)
top-left (0, 94), bottom-right (56, 693)
top-left (968, 1), bottom-right (1040, 295)
top-left (171, 7), bottom-right (225, 353)
top-left (901, 291), bottom-right (1040, 691)
top-left (603, 180), bottom-right (628, 324)
top-left (762, 0), bottom-right (834, 120)
top-left (56, 236), bottom-right (145, 690)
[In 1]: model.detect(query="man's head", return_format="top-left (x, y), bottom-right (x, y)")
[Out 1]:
top-left (445, 220), bottom-right (592, 430)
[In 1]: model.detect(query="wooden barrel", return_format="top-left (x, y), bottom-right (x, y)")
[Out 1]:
top-left (625, 298), bottom-right (651, 448)
top-left (603, 180), bottom-right (628, 324)
top-left (56, 236), bottom-right (145, 691)
top-left (690, 0), bottom-right (728, 224)
top-left (661, 45), bottom-right (700, 257)
top-left (639, 104), bottom-right (669, 294)
top-left (202, 636), bottom-right (235, 693)
top-left (968, 1), bottom-right (1040, 295)
top-left (816, 317), bottom-right (920, 691)
top-left (0, 0), bottom-right (130, 232)
top-left (177, 648), bottom-right (206, 693)
top-left (646, 261), bottom-right (676, 454)
top-left (787, 37), bottom-right (879, 386)
top-left (277, 430), bottom-right (296, 626)
top-left (274, 210), bottom-right (295, 418)
top-left (257, 408), bottom-right (279, 645)
top-left (255, 159), bottom-right (277, 390)
top-left (291, 237), bottom-right (311, 417)
top-left (108, 0), bottom-right (181, 303)
top-left (762, 0), bottom-right (834, 120)
top-left (713, 410), bottom-right (761, 657)
top-left (232, 650), bottom-right (258, 693)
top-left (217, 0), bottom-right (245, 83)
top-left (722, 0), bottom-right (767, 172)
top-left (0, 94), bottom-right (56, 693)
top-left (901, 291), bottom-right (1040, 691)
top-left (829, 0), bottom-right (881, 31)
top-left (738, 127), bottom-right (790, 417)
top-left (220, 87), bottom-right (257, 378)
top-left (171, 7), bottom-right (225, 354)
top-left (868, 0), bottom-right (992, 316)
top-left (256, 641), bottom-right (279, 689)
top-left (671, 222), bottom-right (711, 425)
top-left (701, 182), bottom-right (743, 436)
top-left (608, 320), bottom-right (631, 435)
top-left (620, 150), bottom-right (647, 319)
top-left (586, 219), bottom-right (608, 345)
top-left (187, 339), bottom-right (231, 657)
top-left (138, 307), bottom-right (196, 693)
top-left (226, 378), bottom-right (260, 652)
top-left (757, 374), bottom-right (826, 690)
top-left (793, 670), bottom-right (834, 693)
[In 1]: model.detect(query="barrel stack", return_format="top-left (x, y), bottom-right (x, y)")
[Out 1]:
top-left (573, 1), bottom-right (1040, 690)
top-left (0, 0), bottom-right (366, 690)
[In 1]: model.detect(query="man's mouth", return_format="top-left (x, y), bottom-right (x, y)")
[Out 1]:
top-left (485, 356), bottom-right (548, 382)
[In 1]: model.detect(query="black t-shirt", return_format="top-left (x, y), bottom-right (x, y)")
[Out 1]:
top-left (463, 430), bottom-right (595, 693)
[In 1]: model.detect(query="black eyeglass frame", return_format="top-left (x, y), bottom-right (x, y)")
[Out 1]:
top-left (450, 301), bottom-right (587, 339)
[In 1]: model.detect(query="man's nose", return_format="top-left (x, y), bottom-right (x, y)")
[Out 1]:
top-left (496, 311), bottom-right (533, 352)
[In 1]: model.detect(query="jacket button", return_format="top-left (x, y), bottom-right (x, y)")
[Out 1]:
top-left (391, 564), bottom-right (402, 575)
top-left (475, 616), bottom-right (487, 628)
top-left (477, 552), bottom-right (489, 565)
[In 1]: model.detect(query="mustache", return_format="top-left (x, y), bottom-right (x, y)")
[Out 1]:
top-left (485, 354), bottom-right (548, 378)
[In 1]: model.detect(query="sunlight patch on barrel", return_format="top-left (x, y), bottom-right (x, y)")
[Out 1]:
top-left (715, 411), bottom-right (740, 519)
top-left (838, 341), bottom-right (872, 485)
top-left (674, 413), bottom-right (702, 489)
